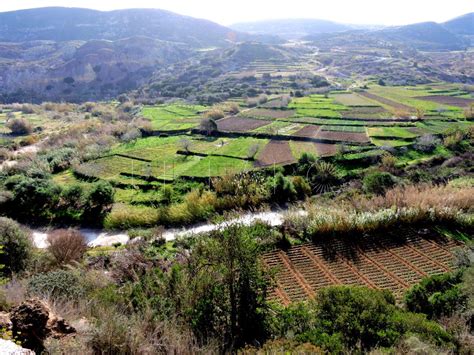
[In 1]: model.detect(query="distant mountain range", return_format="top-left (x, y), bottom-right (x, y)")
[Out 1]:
top-left (231, 19), bottom-right (353, 39)
top-left (0, 7), bottom-right (472, 102)
top-left (443, 13), bottom-right (474, 36)
top-left (0, 7), bottom-right (275, 48)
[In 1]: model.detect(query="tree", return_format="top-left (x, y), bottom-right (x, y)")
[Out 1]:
top-left (0, 217), bottom-right (32, 276)
top-left (5, 175), bottom-right (62, 223)
top-left (193, 225), bottom-right (270, 348)
top-left (415, 108), bottom-right (426, 120)
top-left (83, 181), bottom-right (115, 224)
top-left (200, 118), bottom-right (218, 136)
top-left (180, 138), bottom-right (192, 153)
top-left (204, 108), bottom-right (225, 120)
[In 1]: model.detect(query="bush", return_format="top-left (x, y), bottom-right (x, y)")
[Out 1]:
top-left (363, 171), bottom-right (396, 195)
top-left (314, 286), bottom-right (398, 350)
top-left (47, 229), bottom-right (88, 265)
top-left (268, 286), bottom-right (453, 352)
top-left (200, 118), bottom-right (218, 136)
top-left (6, 118), bottom-right (33, 135)
top-left (0, 217), bottom-right (32, 275)
top-left (291, 176), bottom-right (311, 199)
top-left (204, 108), bottom-right (225, 120)
top-left (405, 272), bottom-right (467, 319)
top-left (414, 135), bottom-right (440, 153)
top-left (83, 181), bottom-right (115, 224)
top-left (268, 173), bottom-right (296, 203)
top-left (4, 175), bottom-right (62, 223)
top-left (41, 148), bottom-right (77, 173)
top-left (27, 269), bottom-right (85, 301)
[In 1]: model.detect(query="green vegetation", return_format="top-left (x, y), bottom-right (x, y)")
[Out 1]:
top-left (142, 104), bottom-right (206, 130)
top-left (0, 217), bottom-right (32, 276)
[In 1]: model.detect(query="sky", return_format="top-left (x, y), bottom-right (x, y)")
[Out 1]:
top-left (0, 0), bottom-right (472, 26)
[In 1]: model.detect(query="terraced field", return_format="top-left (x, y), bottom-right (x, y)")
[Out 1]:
top-left (142, 104), bottom-right (206, 130)
top-left (263, 233), bottom-right (462, 305)
top-left (72, 84), bottom-right (472, 186)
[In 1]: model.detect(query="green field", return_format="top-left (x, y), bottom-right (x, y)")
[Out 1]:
top-left (142, 104), bottom-right (207, 130)
top-left (71, 84), bottom-right (472, 190)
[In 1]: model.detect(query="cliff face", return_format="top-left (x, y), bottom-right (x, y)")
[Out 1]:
top-left (0, 37), bottom-right (189, 102)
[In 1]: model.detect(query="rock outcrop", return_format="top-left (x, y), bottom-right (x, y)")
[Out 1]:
top-left (4, 299), bottom-right (76, 353)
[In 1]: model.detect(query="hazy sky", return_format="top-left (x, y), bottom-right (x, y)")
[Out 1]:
top-left (0, 0), bottom-right (472, 26)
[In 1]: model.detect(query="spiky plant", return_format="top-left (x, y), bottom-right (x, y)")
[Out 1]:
top-left (307, 161), bottom-right (340, 193)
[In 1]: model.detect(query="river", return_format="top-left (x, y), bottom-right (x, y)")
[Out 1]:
top-left (32, 209), bottom-right (306, 248)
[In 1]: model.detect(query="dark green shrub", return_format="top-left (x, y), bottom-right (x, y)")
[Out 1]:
top-left (83, 181), bottom-right (115, 224)
top-left (363, 171), bottom-right (396, 194)
top-left (405, 272), bottom-right (466, 319)
top-left (0, 217), bottom-right (32, 275)
top-left (268, 172), bottom-right (296, 203)
top-left (27, 270), bottom-right (85, 301)
top-left (291, 176), bottom-right (311, 199)
top-left (41, 148), bottom-right (77, 173)
top-left (4, 175), bottom-right (61, 223)
top-left (315, 286), bottom-right (398, 351)
top-left (267, 285), bottom-right (454, 352)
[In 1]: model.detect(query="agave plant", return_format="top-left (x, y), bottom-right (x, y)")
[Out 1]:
top-left (306, 161), bottom-right (340, 194)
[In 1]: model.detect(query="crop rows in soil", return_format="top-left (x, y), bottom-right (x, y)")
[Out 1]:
top-left (262, 234), bottom-right (461, 305)
top-left (418, 95), bottom-right (474, 108)
top-left (316, 130), bottom-right (370, 143)
top-left (216, 117), bottom-right (271, 132)
top-left (294, 125), bottom-right (321, 138)
top-left (255, 140), bottom-right (295, 167)
top-left (314, 142), bottom-right (339, 156)
top-left (240, 108), bottom-right (295, 119)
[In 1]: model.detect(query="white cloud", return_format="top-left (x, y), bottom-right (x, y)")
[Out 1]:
top-left (1, 0), bottom-right (472, 26)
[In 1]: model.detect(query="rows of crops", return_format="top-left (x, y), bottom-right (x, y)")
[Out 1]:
top-left (73, 84), bottom-right (472, 184)
top-left (263, 233), bottom-right (461, 305)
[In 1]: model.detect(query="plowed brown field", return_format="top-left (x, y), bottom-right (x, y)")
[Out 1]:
top-left (263, 233), bottom-right (462, 305)
top-left (418, 95), bottom-right (474, 108)
top-left (316, 130), bottom-right (370, 143)
top-left (217, 117), bottom-right (271, 132)
top-left (294, 125), bottom-right (321, 138)
top-left (256, 140), bottom-right (295, 167)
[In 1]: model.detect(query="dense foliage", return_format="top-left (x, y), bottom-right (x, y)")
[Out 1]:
top-left (0, 217), bottom-right (32, 275)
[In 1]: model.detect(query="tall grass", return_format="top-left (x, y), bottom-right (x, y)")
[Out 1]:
top-left (105, 190), bottom-right (218, 229)
top-left (285, 185), bottom-right (473, 237)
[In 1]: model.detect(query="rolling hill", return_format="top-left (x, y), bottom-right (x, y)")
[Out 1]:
top-left (0, 37), bottom-right (190, 103)
top-left (0, 7), bottom-right (257, 48)
top-left (305, 15), bottom-right (471, 51)
top-left (231, 19), bottom-right (352, 39)
top-left (378, 21), bottom-right (469, 51)
top-left (442, 12), bottom-right (474, 35)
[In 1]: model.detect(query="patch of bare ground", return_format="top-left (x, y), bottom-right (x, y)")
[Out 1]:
top-left (255, 140), bottom-right (295, 167)
top-left (418, 95), bottom-right (474, 108)
top-left (316, 130), bottom-right (370, 143)
top-left (216, 117), bottom-right (271, 132)
top-left (314, 142), bottom-right (339, 157)
top-left (294, 125), bottom-right (321, 138)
